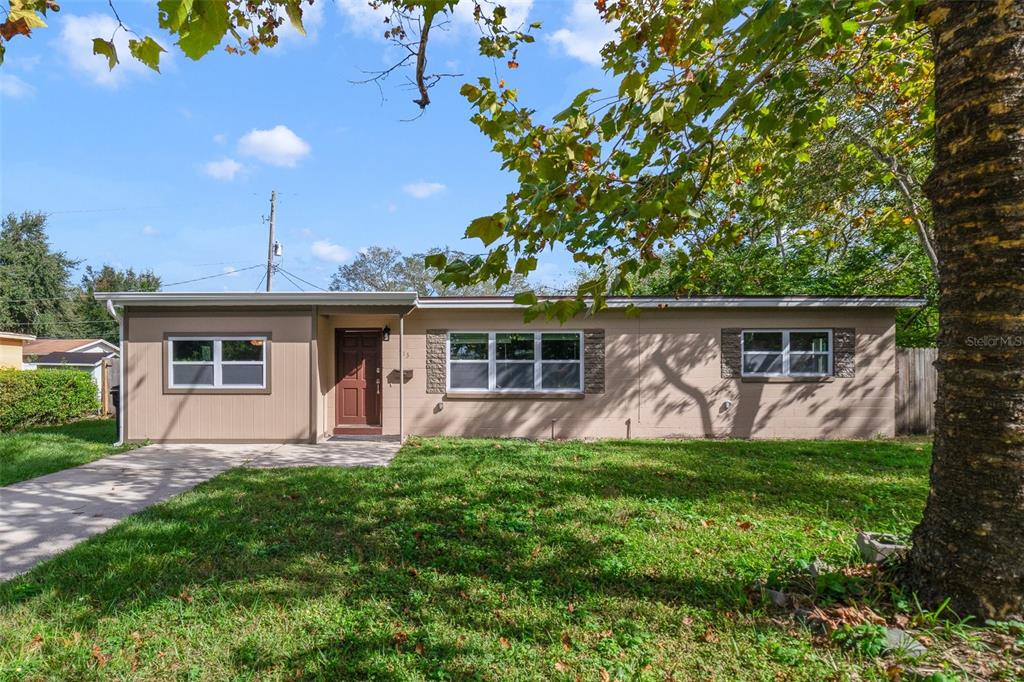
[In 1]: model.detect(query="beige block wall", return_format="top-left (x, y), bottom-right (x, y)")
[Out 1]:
top-left (124, 309), bottom-right (313, 442)
top-left (369, 307), bottom-right (896, 440)
top-left (0, 338), bottom-right (24, 369)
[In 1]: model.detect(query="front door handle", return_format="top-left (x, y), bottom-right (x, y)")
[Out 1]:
top-left (376, 379), bottom-right (381, 395)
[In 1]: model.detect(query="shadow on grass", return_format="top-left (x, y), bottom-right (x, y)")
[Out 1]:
top-left (0, 438), bottom-right (931, 677)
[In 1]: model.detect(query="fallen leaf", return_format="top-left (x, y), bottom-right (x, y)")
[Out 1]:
top-left (27, 634), bottom-right (43, 653)
top-left (531, 545), bottom-right (541, 558)
top-left (178, 589), bottom-right (193, 603)
top-left (499, 637), bottom-right (510, 648)
top-left (555, 661), bottom-right (568, 671)
top-left (91, 644), bottom-right (110, 667)
top-left (567, 602), bottom-right (575, 613)
top-left (415, 641), bottom-right (425, 655)
top-left (736, 520), bottom-right (753, 531)
top-left (599, 668), bottom-right (610, 682)
top-left (682, 616), bottom-right (694, 626)
top-left (561, 632), bottom-right (572, 651)
top-left (700, 519), bottom-right (715, 528)
top-left (455, 635), bottom-right (466, 649)
top-left (700, 628), bottom-right (718, 643)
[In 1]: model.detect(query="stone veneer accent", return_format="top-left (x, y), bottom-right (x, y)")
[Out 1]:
top-left (721, 328), bottom-right (743, 378)
top-left (720, 327), bottom-right (856, 378)
top-left (426, 329), bottom-right (447, 394)
top-left (583, 328), bottom-right (605, 394)
top-left (832, 327), bottom-right (856, 378)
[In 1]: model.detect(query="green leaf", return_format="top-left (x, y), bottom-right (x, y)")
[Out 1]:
top-left (166, 0), bottom-right (230, 60)
top-left (128, 37), bottom-right (166, 72)
top-left (841, 20), bottom-right (859, 35)
top-left (284, 0), bottom-right (306, 36)
top-left (92, 39), bottom-right (118, 71)
top-left (514, 256), bottom-right (537, 275)
top-left (459, 83), bottom-right (482, 101)
top-left (513, 291), bottom-right (537, 306)
top-left (465, 214), bottom-right (506, 246)
top-left (423, 253), bottom-right (447, 269)
top-left (819, 15), bottom-right (835, 37)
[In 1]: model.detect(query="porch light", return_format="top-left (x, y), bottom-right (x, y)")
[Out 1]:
top-left (383, 325), bottom-right (391, 342)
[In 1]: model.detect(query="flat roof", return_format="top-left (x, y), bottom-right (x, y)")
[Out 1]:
top-left (96, 292), bottom-right (925, 309)
top-left (0, 331), bottom-right (36, 341)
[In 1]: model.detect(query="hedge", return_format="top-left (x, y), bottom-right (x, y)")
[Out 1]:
top-left (0, 368), bottom-right (99, 432)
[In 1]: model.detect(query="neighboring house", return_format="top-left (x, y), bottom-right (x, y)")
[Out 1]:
top-left (0, 331), bottom-right (36, 369)
top-left (23, 338), bottom-right (120, 407)
top-left (97, 292), bottom-right (924, 443)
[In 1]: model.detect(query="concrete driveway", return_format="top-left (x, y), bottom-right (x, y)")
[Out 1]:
top-left (0, 440), bottom-right (400, 581)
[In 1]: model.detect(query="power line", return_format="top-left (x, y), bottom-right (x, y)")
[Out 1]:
top-left (161, 264), bottom-right (263, 288)
top-left (276, 266), bottom-right (328, 291)
top-left (274, 267), bottom-right (305, 291)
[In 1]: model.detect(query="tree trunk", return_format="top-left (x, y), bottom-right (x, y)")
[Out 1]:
top-left (906, 1), bottom-right (1024, 619)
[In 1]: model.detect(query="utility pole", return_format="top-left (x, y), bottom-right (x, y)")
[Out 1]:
top-left (265, 190), bottom-right (276, 292)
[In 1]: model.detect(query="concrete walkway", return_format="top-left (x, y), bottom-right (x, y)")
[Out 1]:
top-left (0, 440), bottom-right (400, 581)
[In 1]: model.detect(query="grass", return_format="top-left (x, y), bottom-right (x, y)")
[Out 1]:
top-left (0, 437), bottom-right (1011, 679)
top-left (0, 419), bottom-right (136, 486)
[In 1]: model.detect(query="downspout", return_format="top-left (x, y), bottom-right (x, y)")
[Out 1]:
top-left (399, 312), bottom-right (405, 443)
top-left (105, 298), bottom-right (124, 445)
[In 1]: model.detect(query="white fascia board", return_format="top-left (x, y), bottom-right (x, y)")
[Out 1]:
top-left (416, 296), bottom-right (927, 309)
top-left (96, 291), bottom-right (420, 307)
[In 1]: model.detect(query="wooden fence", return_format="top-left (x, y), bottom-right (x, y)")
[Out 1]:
top-left (895, 347), bottom-right (937, 435)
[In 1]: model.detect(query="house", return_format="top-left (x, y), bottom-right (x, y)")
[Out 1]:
top-left (23, 338), bottom-right (120, 407)
top-left (95, 292), bottom-right (924, 443)
top-left (0, 331), bottom-right (36, 369)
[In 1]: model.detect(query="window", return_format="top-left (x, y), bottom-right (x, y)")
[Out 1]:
top-left (448, 331), bottom-right (583, 392)
top-left (741, 330), bottom-right (831, 377)
top-left (168, 336), bottom-right (267, 389)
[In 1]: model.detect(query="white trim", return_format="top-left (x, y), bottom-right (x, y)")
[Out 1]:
top-left (446, 331), bottom-right (584, 394)
top-left (168, 335), bottom-right (267, 389)
top-left (740, 329), bottom-right (833, 377)
top-left (0, 331), bottom-right (35, 341)
top-left (97, 291), bottom-right (418, 307)
top-left (419, 296), bottom-right (925, 309)
top-left (96, 291), bottom-right (925, 310)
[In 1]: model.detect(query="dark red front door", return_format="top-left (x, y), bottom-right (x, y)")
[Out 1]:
top-left (335, 330), bottom-right (382, 427)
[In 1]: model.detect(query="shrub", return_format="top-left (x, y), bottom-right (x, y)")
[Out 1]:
top-left (0, 368), bottom-right (99, 432)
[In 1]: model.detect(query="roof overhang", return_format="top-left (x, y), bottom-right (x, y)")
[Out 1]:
top-left (417, 296), bottom-right (927, 309)
top-left (0, 331), bottom-right (36, 341)
top-left (96, 291), bottom-right (420, 309)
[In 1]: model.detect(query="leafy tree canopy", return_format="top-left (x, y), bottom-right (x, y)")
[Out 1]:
top-left (329, 246), bottom-right (526, 296)
top-left (76, 264), bottom-right (162, 343)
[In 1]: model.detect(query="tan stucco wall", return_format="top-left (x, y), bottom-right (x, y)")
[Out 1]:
top-left (356, 307), bottom-right (896, 440)
top-left (124, 309), bottom-right (313, 442)
top-left (0, 338), bottom-right (24, 369)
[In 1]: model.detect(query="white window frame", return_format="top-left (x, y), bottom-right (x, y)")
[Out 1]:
top-left (446, 331), bottom-right (584, 393)
top-left (168, 335), bottom-right (268, 389)
top-left (740, 329), bottom-right (832, 377)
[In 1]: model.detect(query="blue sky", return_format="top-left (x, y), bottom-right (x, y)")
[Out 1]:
top-left (0, 0), bottom-right (615, 292)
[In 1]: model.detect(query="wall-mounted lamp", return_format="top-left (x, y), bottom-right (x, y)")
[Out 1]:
top-left (383, 325), bottom-right (391, 342)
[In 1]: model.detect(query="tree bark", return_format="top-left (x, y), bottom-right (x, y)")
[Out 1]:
top-left (906, 1), bottom-right (1024, 619)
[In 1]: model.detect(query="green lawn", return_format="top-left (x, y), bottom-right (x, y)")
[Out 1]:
top-left (0, 437), bottom-right (1015, 679)
top-left (0, 419), bottom-right (135, 486)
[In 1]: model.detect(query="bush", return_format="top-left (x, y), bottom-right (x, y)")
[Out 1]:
top-left (0, 368), bottom-right (99, 432)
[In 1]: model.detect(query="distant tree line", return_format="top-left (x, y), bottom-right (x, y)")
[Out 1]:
top-left (0, 212), bottom-right (160, 343)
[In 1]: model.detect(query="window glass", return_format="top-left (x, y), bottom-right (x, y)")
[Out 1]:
top-left (790, 354), bottom-right (829, 375)
top-left (173, 340), bottom-right (213, 362)
top-left (542, 362), bottom-right (580, 389)
top-left (450, 362), bottom-right (489, 389)
top-left (743, 353), bottom-right (784, 375)
top-left (222, 364), bottom-right (263, 385)
top-left (172, 364), bottom-right (214, 386)
top-left (496, 333), bottom-right (534, 360)
top-left (743, 332), bottom-right (783, 352)
top-left (223, 339), bottom-right (264, 361)
top-left (450, 333), bottom-right (488, 360)
top-left (496, 362), bottom-right (534, 389)
top-left (790, 331), bottom-right (830, 353)
top-left (541, 333), bottom-right (580, 360)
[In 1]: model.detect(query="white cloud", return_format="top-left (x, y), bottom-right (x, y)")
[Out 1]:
top-left (402, 181), bottom-right (446, 199)
top-left (549, 0), bottom-right (616, 66)
top-left (223, 266), bottom-right (240, 277)
top-left (142, 224), bottom-right (159, 236)
top-left (453, 0), bottom-right (532, 29)
top-left (202, 158), bottom-right (244, 181)
top-left (238, 125), bottom-right (311, 167)
top-left (0, 73), bottom-right (34, 99)
top-left (335, 0), bottom-right (388, 36)
top-left (57, 14), bottom-right (163, 87)
top-left (213, 133), bottom-right (227, 145)
top-left (312, 239), bottom-right (352, 263)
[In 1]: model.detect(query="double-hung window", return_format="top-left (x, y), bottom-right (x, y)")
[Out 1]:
top-left (448, 331), bottom-right (583, 392)
top-left (741, 330), bottom-right (831, 377)
top-left (168, 336), bottom-right (268, 389)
